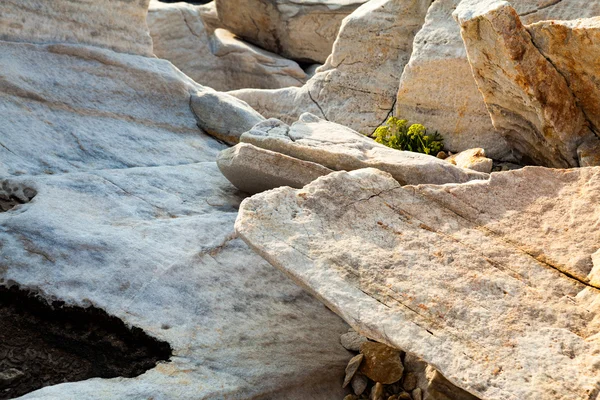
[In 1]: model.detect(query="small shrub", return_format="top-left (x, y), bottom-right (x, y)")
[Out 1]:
top-left (372, 117), bottom-right (443, 155)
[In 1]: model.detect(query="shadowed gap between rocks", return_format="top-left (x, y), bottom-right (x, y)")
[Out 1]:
top-left (0, 285), bottom-right (172, 399)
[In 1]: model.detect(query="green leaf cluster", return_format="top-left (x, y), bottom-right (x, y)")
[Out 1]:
top-left (373, 117), bottom-right (444, 155)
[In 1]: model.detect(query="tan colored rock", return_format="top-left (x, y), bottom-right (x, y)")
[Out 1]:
top-left (240, 113), bottom-right (489, 186)
top-left (371, 382), bottom-right (385, 400)
top-left (230, 0), bottom-right (431, 135)
top-left (528, 17), bottom-right (600, 137)
top-left (215, 0), bottom-right (366, 63)
top-left (236, 166), bottom-right (600, 399)
top-left (147, 1), bottom-right (307, 91)
top-left (190, 91), bottom-right (265, 145)
top-left (360, 342), bottom-right (404, 384)
top-left (446, 148), bottom-right (493, 174)
top-left (396, 0), bottom-right (600, 160)
top-left (217, 143), bottom-right (333, 194)
top-left (455, 0), bottom-right (600, 168)
top-left (0, 0), bottom-right (153, 56)
top-left (344, 354), bottom-right (364, 388)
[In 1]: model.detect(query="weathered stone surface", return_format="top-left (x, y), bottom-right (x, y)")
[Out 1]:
top-left (1, 1), bottom-right (352, 398)
top-left (343, 354), bottom-right (364, 388)
top-left (528, 17), bottom-right (600, 137)
top-left (240, 113), bottom-right (489, 186)
top-left (352, 373), bottom-right (369, 396)
top-left (341, 330), bottom-right (369, 352)
top-left (147, 0), bottom-right (307, 91)
top-left (456, 0), bottom-right (600, 168)
top-left (230, 0), bottom-right (431, 135)
top-left (236, 166), bottom-right (600, 399)
top-left (217, 143), bottom-right (333, 194)
top-left (0, 0), bottom-right (153, 56)
top-left (190, 91), bottom-right (266, 145)
top-left (396, 0), bottom-right (600, 160)
top-left (359, 342), bottom-right (404, 385)
top-left (446, 148), bottom-right (493, 174)
top-left (215, 0), bottom-right (366, 64)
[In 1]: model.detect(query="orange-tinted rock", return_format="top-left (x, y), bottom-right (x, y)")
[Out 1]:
top-left (359, 342), bottom-right (404, 384)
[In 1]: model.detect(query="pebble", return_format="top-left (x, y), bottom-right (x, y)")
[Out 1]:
top-left (397, 392), bottom-right (412, 400)
top-left (411, 388), bottom-right (422, 400)
top-left (0, 368), bottom-right (24, 385)
top-left (344, 395), bottom-right (359, 400)
top-left (343, 354), bottom-right (364, 387)
top-left (370, 382), bottom-right (384, 400)
top-left (340, 330), bottom-right (369, 352)
top-left (351, 372), bottom-right (368, 396)
top-left (402, 372), bottom-right (417, 392)
top-left (359, 342), bottom-right (404, 384)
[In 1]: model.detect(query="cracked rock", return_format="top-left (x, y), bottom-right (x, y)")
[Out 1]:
top-left (236, 166), bottom-right (600, 399)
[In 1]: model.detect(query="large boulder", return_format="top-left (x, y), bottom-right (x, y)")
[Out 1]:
top-left (230, 0), bottom-right (431, 136)
top-left (236, 166), bottom-right (600, 400)
top-left (395, 0), bottom-right (600, 160)
top-left (455, 0), bottom-right (600, 168)
top-left (215, 0), bottom-right (367, 64)
top-left (147, 0), bottom-right (307, 91)
top-left (0, 0), bottom-right (353, 398)
top-left (240, 114), bottom-right (489, 185)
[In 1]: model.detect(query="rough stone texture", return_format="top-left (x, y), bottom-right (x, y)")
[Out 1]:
top-left (230, 0), bottom-right (431, 136)
top-left (0, 0), bottom-right (153, 56)
top-left (528, 17), bottom-right (600, 137)
top-left (359, 342), bottom-right (404, 385)
top-left (236, 167), bottom-right (600, 400)
top-left (0, 1), bottom-right (353, 398)
top-left (446, 148), bottom-right (493, 174)
top-left (395, 0), bottom-right (600, 160)
top-left (217, 143), bottom-right (333, 194)
top-left (190, 91), bottom-right (266, 145)
top-left (455, 0), bottom-right (600, 168)
top-left (215, 0), bottom-right (366, 64)
top-left (147, 0), bottom-right (307, 91)
top-left (240, 113), bottom-right (489, 186)
top-left (340, 330), bottom-right (369, 352)
top-left (343, 354), bottom-right (364, 387)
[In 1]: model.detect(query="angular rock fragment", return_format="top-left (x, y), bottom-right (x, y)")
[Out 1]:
top-left (340, 329), bottom-right (369, 352)
top-left (190, 91), bottom-right (266, 145)
top-left (215, 0), bottom-right (367, 63)
top-left (147, 1), bottom-right (308, 91)
top-left (446, 148), bottom-right (493, 174)
top-left (343, 354), bottom-right (364, 388)
top-left (240, 114), bottom-right (489, 185)
top-left (217, 143), bottom-right (333, 194)
top-left (455, 0), bottom-right (600, 168)
top-left (236, 166), bottom-right (600, 399)
top-left (359, 342), bottom-right (403, 385)
top-left (230, 0), bottom-right (431, 135)
top-left (396, 0), bottom-right (600, 160)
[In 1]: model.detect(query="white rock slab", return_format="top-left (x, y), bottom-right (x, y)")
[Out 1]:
top-left (236, 167), bottom-right (600, 400)
top-left (240, 114), bottom-right (489, 185)
top-left (147, 1), bottom-right (307, 91)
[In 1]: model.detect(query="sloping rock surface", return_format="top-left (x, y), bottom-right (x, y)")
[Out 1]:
top-left (215, 0), bottom-right (366, 63)
top-left (0, 1), bottom-right (352, 398)
top-left (230, 0), bottom-right (431, 135)
top-left (395, 0), bottom-right (600, 160)
top-left (236, 167), bottom-right (600, 400)
top-left (240, 114), bottom-right (489, 185)
top-left (456, 0), bottom-right (600, 168)
top-left (147, 0), bottom-right (307, 91)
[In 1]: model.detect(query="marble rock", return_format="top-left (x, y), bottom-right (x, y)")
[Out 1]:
top-left (236, 166), bottom-right (600, 400)
top-left (0, 1), bottom-right (353, 398)
top-left (215, 0), bottom-right (367, 64)
top-left (395, 0), bottom-right (600, 160)
top-left (446, 148), bottom-right (493, 174)
top-left (217, 143), bottom-right (333, 194)
top-left (147, 0), bottom-right (307, 91)
top-left (240, 113), bottom-right (489, 186)
top-left (230, 0), bottom-right (431, 136)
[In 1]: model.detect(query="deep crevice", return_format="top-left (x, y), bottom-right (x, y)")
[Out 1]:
top-left (0, 285), bottom-right (172, 399)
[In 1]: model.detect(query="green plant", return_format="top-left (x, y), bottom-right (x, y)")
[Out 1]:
top-left (372, 117), bottom-right (444, 155)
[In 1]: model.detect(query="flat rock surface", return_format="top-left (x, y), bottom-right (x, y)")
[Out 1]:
top-left (240, 114), bottom-right (488, 185)
top-left (0, 2), bottom-right (352, 398)
top-left (236, 167), bottom-right (600, 400)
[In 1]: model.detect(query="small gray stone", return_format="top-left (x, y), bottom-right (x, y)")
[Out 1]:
top-left (340, 330), bottom-right (369, 352)
top-left (351, 373), bottom-right (368, 396)
top-left (343, 354), bottom-right (364, 388)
